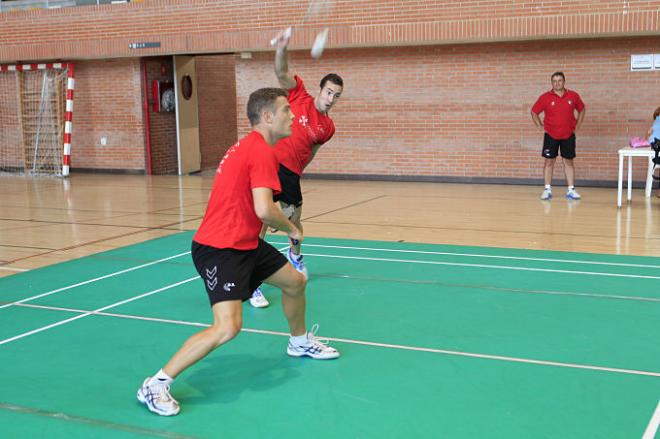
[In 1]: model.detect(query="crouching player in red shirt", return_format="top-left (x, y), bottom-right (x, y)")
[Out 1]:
top-left (137, 88), bottom-right (340, 417)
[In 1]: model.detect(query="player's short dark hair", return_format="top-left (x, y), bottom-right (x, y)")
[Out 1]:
top-left (246, 88), bottom-right (287, 125)
top-left (653, 106), bottom-right (660, 120)
top-left (320, 73), bottom-right (343, 89)
top-left (551, 71), bottom-right (565, 81)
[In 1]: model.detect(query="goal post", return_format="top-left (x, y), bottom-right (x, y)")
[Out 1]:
top-left (0, 62), bottom-right (75, 176)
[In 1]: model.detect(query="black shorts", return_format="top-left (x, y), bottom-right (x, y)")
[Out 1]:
top-left (542, 133), bottom-right (576, 159)
top-left (273, 165), bottom-right (303, 207)
top-left (191, 239), bottom-right (288, 306)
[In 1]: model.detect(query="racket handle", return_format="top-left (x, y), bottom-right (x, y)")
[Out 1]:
top-left (271, 27), bottom-right (292, 46)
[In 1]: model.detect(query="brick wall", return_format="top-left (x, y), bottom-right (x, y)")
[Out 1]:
top-left (237, 36), bottom-right (660, 183)
top-left (2, 2), bottom-right (660, 182)
top-left (196, 54), bottom-right (237, 171)
top-left (144, 57), bottom-right (177, 174)
top-left (72, 59), bottom-right (145, 171)
top-left (1, 1), bottom-right (660, 62)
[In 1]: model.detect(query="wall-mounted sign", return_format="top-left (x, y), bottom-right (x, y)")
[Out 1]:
top-left (129, 42), bottom-right (161, 49)
top-left (630, 54), bottom-right (653, 71)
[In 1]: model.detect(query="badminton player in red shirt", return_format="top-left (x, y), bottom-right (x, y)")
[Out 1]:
top-left (137, 88), bottom-right (340, 417)
top-left (250, 28), bottom-right (344, 308)
top-left (531, 72), bottom-right (586, 200)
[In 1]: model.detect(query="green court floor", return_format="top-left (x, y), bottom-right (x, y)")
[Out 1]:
top-left (1, 232), bottom-right (659, 438)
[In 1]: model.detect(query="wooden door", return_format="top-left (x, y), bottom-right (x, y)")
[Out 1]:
top-left (173, 55), bottom-right (201, 174)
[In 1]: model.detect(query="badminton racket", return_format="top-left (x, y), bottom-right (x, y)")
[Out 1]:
top-left (270, 0), bottom-right (335, 50)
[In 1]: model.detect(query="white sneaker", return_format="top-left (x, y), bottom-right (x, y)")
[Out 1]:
top-left (566, 188), bottom-right (581, 200)
top-left (540, 188), bottom-right (552, 200)
top-left (137, 377), bottom-right (180, 416)
top-left (249, 287), bottom-right (269, 308)
top-left (287, 248), bottom-right (308, 279)
top-left (287, 324), bottom-right (340, 360)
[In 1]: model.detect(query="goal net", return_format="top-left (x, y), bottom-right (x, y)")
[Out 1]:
top-left (0, 63), bottom-right (74, 176)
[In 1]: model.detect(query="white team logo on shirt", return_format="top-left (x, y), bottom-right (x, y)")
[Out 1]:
top-left (298, 115), bottom-right (309, 127)
top-left (217, 141), bottom-right (240, 174)
top-left (568, 100), bottom-right (572, 105)
top-left (551, 101), bottom-right (555, 106)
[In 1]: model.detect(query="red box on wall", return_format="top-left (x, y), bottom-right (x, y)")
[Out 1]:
top-left (151, 80), bottom-right (174, 112)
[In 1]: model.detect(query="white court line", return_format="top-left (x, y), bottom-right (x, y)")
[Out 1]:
top-left (0, 251), bottom-right (191, 310)
top-left (319, 273), bottom-right (660, 303)
top-left (301, 253), bottom-right (660, 281)
top-left (643, 401), bottom-right (660, 439)
top-left (3, 242), bottom-right (658, 319)
top-left (11, 302), bottom-right (660, 378)
top-left (269, 241), bottom-right (660, 270)
top-left (0, 277), bottom-right (197, 346)
top-left (0, 267), bottom-right (28, 272)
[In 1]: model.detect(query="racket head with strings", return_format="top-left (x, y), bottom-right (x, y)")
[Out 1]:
top-left (302, 0), bottom-right (334, 22)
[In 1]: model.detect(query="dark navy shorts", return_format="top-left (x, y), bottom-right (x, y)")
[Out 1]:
top-left (542, 133), bottom-right (576, 159)
top-left (191, 239), bottom-right (287, 306)
top-left (273, 164), bottom-right (303, 207)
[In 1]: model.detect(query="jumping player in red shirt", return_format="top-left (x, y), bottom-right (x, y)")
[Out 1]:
top-left (250, 28), bottom-right (344, 308)
top-left (531, 71), bottom-right (586, 201)
top-left (137, 88), bottom-right (340, 417)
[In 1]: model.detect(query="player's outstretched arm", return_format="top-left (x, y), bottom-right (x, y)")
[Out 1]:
top-left (253, 187), bottom-right (303, 242)
top-left (273, 29), bottom-right (297, 90)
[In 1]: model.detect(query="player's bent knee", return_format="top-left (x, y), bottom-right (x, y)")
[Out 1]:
top-left (282, 270), bottom-right (306, 297)
top-left (210, 319), bottom-right (242, 346)
top-left (293, 271), bottom-right (306, 290)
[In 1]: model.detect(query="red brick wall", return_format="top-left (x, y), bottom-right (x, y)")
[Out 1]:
top-left (196, 54), bottom-right (237, 171)
top-left (72, 59), bottom-right (145, 171)
top-left (144, 57), bottom-right (177, 174)
top-left (237, 36), bottom-right (660, 182)
top-left (2, 2), bottom-right (660, 182)
top-left (1, 1), bottom-right (660, 62)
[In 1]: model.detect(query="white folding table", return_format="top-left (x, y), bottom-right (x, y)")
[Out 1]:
top-left (617, 146), bottom-right (655, 207)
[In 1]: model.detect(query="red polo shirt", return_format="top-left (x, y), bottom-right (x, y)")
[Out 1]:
top-left (274, 75), bottom-right (335, 175)
top-left (531, 89), bottom-right (585, 140)
top-left (193, 131), bottom-right (281, 250)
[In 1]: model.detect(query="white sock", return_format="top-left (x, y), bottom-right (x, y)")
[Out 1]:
top-left (290, 248), bottom-right (301, 258)
top-left (568, 186), bottom-right (575, 190)
top-left (544, 185), bottom-right (551, 190)
top-left (150, 369), bottom-right (173, 386)
top-left (290, 333), bottom-right (308, 346)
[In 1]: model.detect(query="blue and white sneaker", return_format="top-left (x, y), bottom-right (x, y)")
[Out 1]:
top-left (540, 188), bottom-right (552, 200)
top-left (137, 377), bottom-right (180, 416)
top-left (566, 188), bottom-right (581, 200)
top-left (249, 287), bottom-right (269, 308)
top-left (287, 324), bottom-right (340, 360)
top-left (287, 248), bottom-right (308, 279)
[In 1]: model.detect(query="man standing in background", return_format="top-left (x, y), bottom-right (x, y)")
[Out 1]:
top-left (531, 71), bottom-right (585, 201)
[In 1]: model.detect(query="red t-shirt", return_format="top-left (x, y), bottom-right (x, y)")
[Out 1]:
top-left (274, 75), bottom-right (335, 175)
top-left (531, 89), bottom-right (585, 140)
top-left (193, 131), bottom-right (281, 250)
